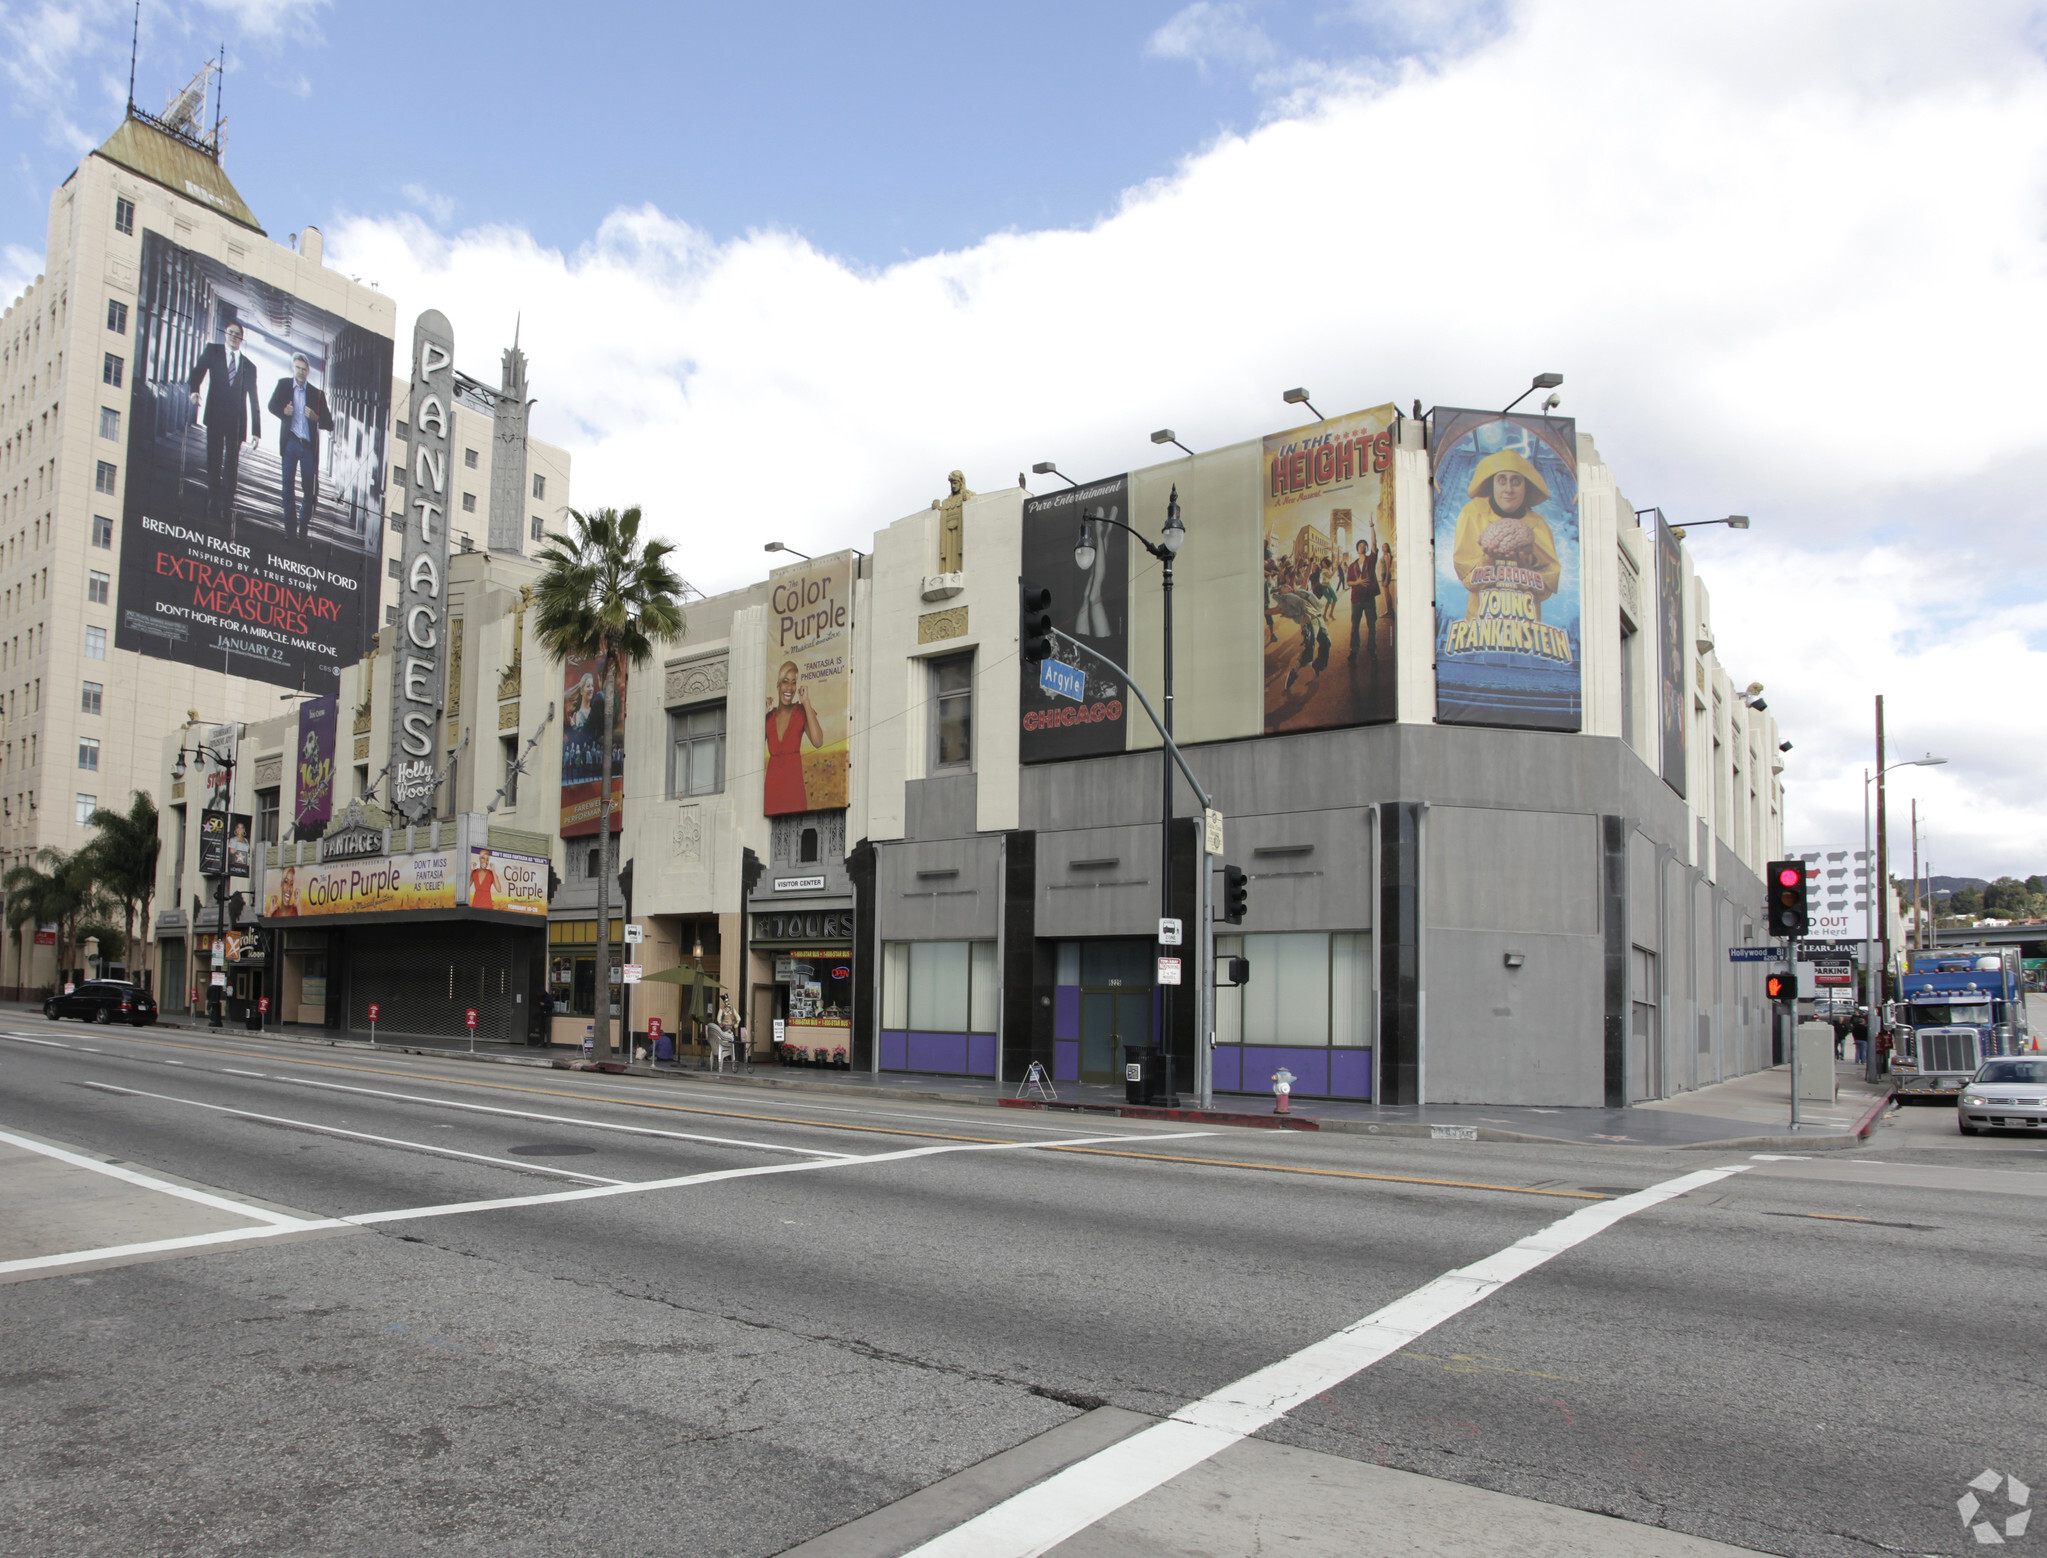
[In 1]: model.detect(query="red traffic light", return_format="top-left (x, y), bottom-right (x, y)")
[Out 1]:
top-left (1777, 866), bottom-right (1802, 887)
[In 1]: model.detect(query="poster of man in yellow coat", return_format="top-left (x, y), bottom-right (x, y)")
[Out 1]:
top-left (1432, 411), bottom-right (1582, 731)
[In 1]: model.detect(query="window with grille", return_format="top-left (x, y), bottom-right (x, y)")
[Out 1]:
top-left (113, 197), bottom-right (134, 235)
top-left (94, 461), bottom-right (117, 495)
top-left (77, 737), bottom-right (98, 772)
top-left (88, 571), bottom-right (108, 604)
top-left (92, 516), bottom-right (113, 549)
top-left (80, 681), bottom-right (101, 715)
top-left (930, 653), bottom-right (973, 770)
top-left (102, 353), bottom-right (123, 387)
top-left (256, 788), bottom-right (279, 844)
top-left (106, 300), bottom-right (128, 334)
top-left (98, 407), bottom-right (119, 441)
top-left (84, 626), bottom-right (106, 659)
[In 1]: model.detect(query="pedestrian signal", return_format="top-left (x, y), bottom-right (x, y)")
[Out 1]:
top-left (1020, 580), bottom-right (1055, 664)
top-left (1224, 955), bottom-right (1250, 986)
top-left (1765, 859), bottom-right (1809, 938)
top-left (1222, 864), bottom-right (1249, 924)
top-left (1764, 970), bottom-right (1795, 1003)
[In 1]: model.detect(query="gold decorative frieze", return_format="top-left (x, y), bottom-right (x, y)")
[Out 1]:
top-left (499, 703), bottom-right (521, 730)
top-left (918, 606), bottom-right (969, 644)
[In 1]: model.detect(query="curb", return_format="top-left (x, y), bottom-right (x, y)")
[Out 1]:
top-left (998, 1098), bottom-right (1320, 1131)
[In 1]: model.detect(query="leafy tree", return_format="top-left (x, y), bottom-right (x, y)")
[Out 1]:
top-left (4, 848), bottom-right (112, 983)
top-left (1985, 876), bottom-right (2031, 917)
top-left (72, 919), bottom-right (127, 967)
top-left (532, 506), bottom-right (685, 1061)
top-left (1949, 886), bottom-right (1984, 917)
top-left (2027, 875), bottom-right (2047, 898)
top-left (84, 791), bottom-right (159, 962)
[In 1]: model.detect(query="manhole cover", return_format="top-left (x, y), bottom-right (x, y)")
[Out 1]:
top-left (508, 1144), bottom-right (598, 1157)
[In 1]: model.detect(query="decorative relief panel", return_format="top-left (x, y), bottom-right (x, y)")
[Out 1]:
top-left (498, 703), bottom-right (521, 731)
top-left (253, 754), bottom-right (283, 788)
top-left (671, 804), bottom-right (703, 864)
top-left (665, 655), bottom-right (730, 707)
top-left (769, 810), bottom-right (846, 868)
top-left (354, 736), bottom-right (370, 761)
top-left (918, 606), bottom-right (968, 644)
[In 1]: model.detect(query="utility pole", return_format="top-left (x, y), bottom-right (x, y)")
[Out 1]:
top-left (1911, 800), bottom-right (1921, 955)
top-left (1874, 695), bottom-right (1888, 994)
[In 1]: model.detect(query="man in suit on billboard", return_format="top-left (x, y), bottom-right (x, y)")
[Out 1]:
top-left (267, 352), bottom-right (334, 540)
top-left (187, 321), bottom-right (263, 522)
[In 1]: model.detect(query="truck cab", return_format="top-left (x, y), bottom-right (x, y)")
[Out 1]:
top-left (1888, 950), bottom-right (2028, 1098)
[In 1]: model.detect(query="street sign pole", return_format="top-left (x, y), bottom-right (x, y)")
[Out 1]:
top-left (1789, 935), bottom-right (1801, 1130)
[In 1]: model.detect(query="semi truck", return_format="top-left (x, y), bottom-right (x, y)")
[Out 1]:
top-left (1886, 947), bottom-right (2031, 1098)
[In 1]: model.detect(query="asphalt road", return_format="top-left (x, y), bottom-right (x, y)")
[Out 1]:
top-left (1, 1022), bottom-right (2041, 1558)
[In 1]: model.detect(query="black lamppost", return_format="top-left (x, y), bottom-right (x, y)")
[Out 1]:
top-left (1075, 487), bottom-right (1187, 1099)
top-left (172, 735), bottom-right (236, 1028)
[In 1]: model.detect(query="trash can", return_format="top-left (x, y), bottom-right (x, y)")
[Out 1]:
top-left (1123, 1043), bottom-right (1161, 1106)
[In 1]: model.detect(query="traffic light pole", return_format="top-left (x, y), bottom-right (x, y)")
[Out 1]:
top-left (1788, 933), bottom-right (1801, 1131)
top-left (1042, 622), bottom-right (1219, 1109)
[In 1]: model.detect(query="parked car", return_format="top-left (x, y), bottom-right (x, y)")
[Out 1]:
top-left (1957, 1057), bottom-right (2047, 1136)
top-left (44, 980), bottom-right (158, 1026)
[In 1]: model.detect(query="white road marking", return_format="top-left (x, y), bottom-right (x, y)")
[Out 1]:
top-left (0, 1125), bottom-right (309, 1227)
top-left (283, 1076), bottom-right (860, 1158)
top-left (77, 1084), bottom-right (627, 1185)
top-left (222, 1069), bottom-right (266, 1078)
top-left (0, 1130), bottom-right (1215, 1275)
top-left (0, 1221), bottom-right (343, 1276)
top-left (337, 1131), bottom-right (1218, 1227)
top-left (4, 1035), bottom-right (67, 1048)
top-left (898, 1162), bottom-right (1756, 1558)
top-left (162, 1060), bottom-right (184, 1066)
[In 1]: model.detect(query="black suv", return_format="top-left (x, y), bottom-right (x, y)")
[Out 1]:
top-left (45, 980), bottom-right (158, 1026)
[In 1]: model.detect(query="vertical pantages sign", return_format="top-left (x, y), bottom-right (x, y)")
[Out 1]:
top-left (1431, 409), bottom-right (1582, 731)
top-left (388, 312), bottom-right (456, 821)
top-left (1262, 407), bottom-right (1399, 734)
top-left (293, 693), bottom-right (338, 839)
top-left (763, 553), bottom-right (854, 813)
top-left (1655, 515), bottom-right (1687, 796)
top-left (1019, 475), bottom-right (1129, 762)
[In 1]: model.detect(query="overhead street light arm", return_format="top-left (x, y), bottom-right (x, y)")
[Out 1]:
top-left (1074, 508), bottom-right (1181, 567)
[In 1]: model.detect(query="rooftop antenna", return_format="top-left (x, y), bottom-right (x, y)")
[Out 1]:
top-left (212, 41), bottom-right (225, 151)
top-left (512, 312), bottom-right (521, 349)
top-left (126, 1), bottom-right (140, 116)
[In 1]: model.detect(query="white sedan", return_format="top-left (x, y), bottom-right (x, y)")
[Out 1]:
top-left (1957, 1058), bottom-right (2047, 1136)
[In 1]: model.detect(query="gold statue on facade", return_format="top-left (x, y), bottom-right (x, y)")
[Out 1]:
top-left (930, 469), bottom-right (973, 575)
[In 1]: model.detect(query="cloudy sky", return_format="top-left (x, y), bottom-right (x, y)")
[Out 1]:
top-left (4, 0), bottom-right (2045, 877)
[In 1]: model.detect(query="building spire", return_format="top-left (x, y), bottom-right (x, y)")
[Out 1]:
top-left (127, 0), bottom-right (140, 115)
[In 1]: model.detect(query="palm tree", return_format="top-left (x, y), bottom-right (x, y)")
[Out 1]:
top-left (532, 506), bottom-right (686, 1062)
top-left (85, 791), bottom-right (160, 967)
top-left (4, 847), bottom-right (108, 991)
top-left (3, 858), bottom-right (55, 996)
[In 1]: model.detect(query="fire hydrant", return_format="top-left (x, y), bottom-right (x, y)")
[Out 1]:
top-left (1272, 1067), bottom-right (1295, 1115)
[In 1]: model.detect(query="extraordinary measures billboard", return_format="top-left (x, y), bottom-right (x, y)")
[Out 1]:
top-left (116, 230), bottom-right (391, 694)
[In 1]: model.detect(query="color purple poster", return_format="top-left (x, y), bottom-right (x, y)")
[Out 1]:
top-left (294, 693), bottom-right (338, 839)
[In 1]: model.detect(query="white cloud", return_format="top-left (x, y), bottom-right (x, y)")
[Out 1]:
top-left (401, 182), bottom-right (454, 225)
top-left (326, 0), bottom-right (2047, 876)
top-left (1146, 2), bottom-right (1279, 73)
top-left (0, 240), bottom-right (40, 300)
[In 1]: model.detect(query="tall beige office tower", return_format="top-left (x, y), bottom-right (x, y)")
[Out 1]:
top-left (0, 90), bottom-right (568, 994)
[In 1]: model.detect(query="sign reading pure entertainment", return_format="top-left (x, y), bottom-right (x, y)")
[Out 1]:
top-left (388, 311), bottom-right (457, 821)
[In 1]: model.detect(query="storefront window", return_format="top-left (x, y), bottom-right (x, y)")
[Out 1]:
top-left (1214, 932), bottom-right (1371, 1047)
top-left (782, 948), bottom-right (852, 1025)
top-left (881, 940), bottom-right (997, 1032)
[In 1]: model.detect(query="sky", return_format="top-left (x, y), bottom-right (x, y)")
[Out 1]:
top-left (3, 0), bottom-right (2046, 877)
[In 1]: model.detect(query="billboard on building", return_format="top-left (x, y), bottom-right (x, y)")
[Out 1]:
top-left (467, 845), bottom-right (548, 917)
top-left (293, 694), bottom-right (338, 840)
top-left (764, 552), bottom-right (853, 813)
top-left (560, 655), bottom-right (626, 837)
top-left (1656, 515), bottom-right (1687, 795)
top-left (1431, 409), bottom-right (1582, 731)
top-left (1263, 407), bottom-right (1398, 734)
top-left (262, 851), bottom-right (459, 918)
top-left (1020, 475), bottom-right (1130, 763)
top-left (115, 230), bottom-right (391, 694)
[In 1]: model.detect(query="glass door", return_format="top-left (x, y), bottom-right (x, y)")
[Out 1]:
top-left (1078, 939), bottom-right (1154, 1083)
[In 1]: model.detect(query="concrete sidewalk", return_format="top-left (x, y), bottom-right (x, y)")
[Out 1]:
top-left (18, 1000), bottom-right (1896, 1152)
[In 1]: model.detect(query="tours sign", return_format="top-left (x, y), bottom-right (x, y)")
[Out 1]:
top-left (388, 311), bottom-right (457, 821)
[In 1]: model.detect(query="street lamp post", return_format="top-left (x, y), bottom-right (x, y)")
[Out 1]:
top-left (172, 735), bottom-right (238, 1028)
top-left (1076, 488), bottom-right (1187, 1101)
top-left (1865, 750), bottom-right (1946, 1080)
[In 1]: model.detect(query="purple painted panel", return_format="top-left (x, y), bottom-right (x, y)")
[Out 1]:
top-left (1245, 1046), bottom-right (1329, 1097)
top-left (1053, 1040), bottom-right (1080, 1082)
top-left (1053, 986), bottom-right (1081, 1040)
top-left (1330, 1048), bottom-right (1372, 1100)
top-left (1212, 1045), bottom-right (1242, 1091)
top-left (966, 1034), bottom-right (998, 1077)
top-left (906, 1031), bottom-right (970, 1073)
top-left (880, 1030), bottom-right (908, 1071)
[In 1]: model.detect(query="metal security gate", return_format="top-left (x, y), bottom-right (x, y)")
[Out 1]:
top-left (343, 923), bottom-right (541, 1044)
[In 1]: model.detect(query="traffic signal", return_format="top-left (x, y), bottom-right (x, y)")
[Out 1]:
top-left (1222, 864), bottom-right (1249, 924)
top-left (1019, 580), bottom-right (1054, 664)
top-left (1764, 969), bottom-right (1796, 1003)
top-left (1765, 858), bottom-right (1809, 938)
top-left (1224, 955), bottom-right (1250, 986)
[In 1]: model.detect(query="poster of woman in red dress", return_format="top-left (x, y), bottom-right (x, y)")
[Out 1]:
top-left (763, 553), bottom-right (853, 815)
